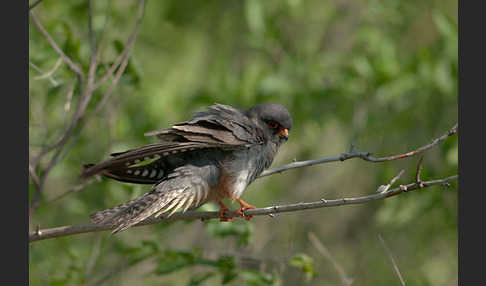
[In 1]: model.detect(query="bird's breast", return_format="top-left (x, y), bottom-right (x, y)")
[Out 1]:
top-left (210, 166), bottom-right (250, 200)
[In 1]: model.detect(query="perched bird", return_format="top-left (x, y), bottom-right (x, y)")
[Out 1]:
top-left (81, 103), bottom-right (292, 233)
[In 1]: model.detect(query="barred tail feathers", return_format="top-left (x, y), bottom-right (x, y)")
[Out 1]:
top-left (89, 172), bottom-right (210, 234)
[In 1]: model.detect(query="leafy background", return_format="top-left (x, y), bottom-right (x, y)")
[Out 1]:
top-left (29, 0), bottom-right (457, 285)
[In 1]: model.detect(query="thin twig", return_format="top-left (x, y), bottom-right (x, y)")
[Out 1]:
top-left (84, 0), bottom-right (145, 122)
top-left (259, 123), bottom-right (457, 178)
top-left (29, 174), bottom-right (458, 242)
top-left (29, 0), bottom-right (44, 11)
top-left (29, 164), bottom-right (40, 187)
top-left (88, 0), bottom-right (97, 61)
top-left (308, 232), bottom-right (353, 286)
top-left (88, 49), bottom-right (130, 118)
top-left (30, 1), bottom-right (146, 213)
top-left (30, 76), bottom-right (79, 170)
top-left (85, 233), bottom-right (102, 278)
top-left (88, 254), bottom-right (156, 286)
top-left (44, 179), bottom-right (97, 204)
top-left (378, 234), bottom-right (406, 286)
top-left (415, 156), bottom-right (424, 187)
top-left (29, 11), bottom-right (84, 81)
top-left (377, 169), bottom-right (405, 193)
top-left (29, 60), bottom-right (60, 86)
top-left (64, 79), bottom-right (76, 112)
top-left (29, 12), bottom-right (100, 213)
top-left (92, 0), bottom-right (145, 91)
top-left (33, 57), bottom-right (63, 81)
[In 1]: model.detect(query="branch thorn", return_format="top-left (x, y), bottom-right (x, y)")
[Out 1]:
top-left (378, 170), bottom-right (405, 193)
top-left (348, 140), bottom-right (356, 153)
top-left (415, 156), bottom-right (424, 185)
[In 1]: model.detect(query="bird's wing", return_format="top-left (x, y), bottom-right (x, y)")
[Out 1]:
top-left (81, 104), bottom-right (263, 183)
top-left (145, 103), bottom-right (264, 145)
top-left (80, 141), bottom-right (229, 182)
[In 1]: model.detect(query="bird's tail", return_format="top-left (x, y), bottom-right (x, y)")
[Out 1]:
top-left (89, 171), bottom-right (209, 234)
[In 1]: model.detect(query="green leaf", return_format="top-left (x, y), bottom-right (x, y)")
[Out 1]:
top-left (289, 253), bottom-right (316, 282)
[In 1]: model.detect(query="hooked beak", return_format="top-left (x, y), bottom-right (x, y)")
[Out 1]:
top-left (277, 128), bottom-right (289, 139)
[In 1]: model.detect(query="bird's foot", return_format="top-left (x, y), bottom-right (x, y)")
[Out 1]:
top-left (217, 200), bottom-right (234, 222)
top-left (236, 198), bottom-right (256, 221)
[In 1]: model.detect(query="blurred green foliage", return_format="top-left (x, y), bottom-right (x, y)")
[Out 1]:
top-left (29, 0), bottom-right (457, 285)
top-left (289, 254), bottom-right (317, 283)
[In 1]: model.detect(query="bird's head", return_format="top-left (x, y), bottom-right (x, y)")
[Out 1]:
top-left (246, 103), bottom-right (293, 146)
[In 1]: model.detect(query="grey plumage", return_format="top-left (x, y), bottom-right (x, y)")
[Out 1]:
top-left (82, 103), bottom-right (292, 233)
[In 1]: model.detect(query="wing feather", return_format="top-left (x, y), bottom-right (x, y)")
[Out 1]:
top-left (81, 103), bottom-right (262, 183)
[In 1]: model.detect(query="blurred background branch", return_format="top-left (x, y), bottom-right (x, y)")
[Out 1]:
top-left (378, 233), bottom-right (406, 286)
top-left (28, 0), bottom-right (146, 215)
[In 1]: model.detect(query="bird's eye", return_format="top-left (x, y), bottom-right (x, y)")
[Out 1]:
top-left (267, 120), bottom-right (279, 129)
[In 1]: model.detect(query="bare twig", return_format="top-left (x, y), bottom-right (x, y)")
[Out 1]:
top-left (44, 179), bottom-right (98, 204)
top-left (84, 0), bottom-right (145, 122)
top-left (415, 156), bottom-right (424, 187)
top-left (29, 60), bottom-right (60, 86)
top-left (29, 164), bottom-right (40, 187)
top-left (33, 57), bottom-right (63, 81)
top-left (85, 234), bottom-right (102, 278)
top-left (29, 14), bottom-right (99, 212)
top-left (308, 232), bottom-right (353, 286)
top-left (29, 174), bottom-right (458, 242)
top-left (378, 234), bottom-right (406, 286)
top-left (29, 11), bottom-right (84, 81)
top-left (30, 1), bottom-right (146, 213)
top-left (259, 123), bottom-right (457, 178)
top-left (29, 0), bottom-right (44, 11)
top-left (88, 254), bottom-right (156, 286)
top-left (88, 49), bottom-right (130, 118)
top-left (377, 169), bottom-right (405, 193)
top-left (93, 0), bottom-right (145, 91)
top-left (63, 80), bottom-right (76, 112)
top-left (88, 0), bottom-right (97, 60)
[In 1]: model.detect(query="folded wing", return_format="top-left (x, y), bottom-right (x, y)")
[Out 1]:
top-left (81, 104), bottom-right (263, 184)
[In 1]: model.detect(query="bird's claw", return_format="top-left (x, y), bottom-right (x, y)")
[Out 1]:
top-left (235, 198), bottom-right (256, 221)
top-left (218, 201), bottom-right (234, 222)
top-left (237, 207), bottom-right (254, 220)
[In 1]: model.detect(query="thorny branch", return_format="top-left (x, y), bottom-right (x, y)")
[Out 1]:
top-left (259, 123), bottom-right (457, 178)
top-left (41, 122), bottom-right (458, 207)
top-left (29, 174), bottom-right (458, 242)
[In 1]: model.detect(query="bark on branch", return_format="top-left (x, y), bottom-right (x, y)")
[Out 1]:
top-left (29, 174), bottom-right (457, 242)
top-left (259, 123), bottom-right (457, 178)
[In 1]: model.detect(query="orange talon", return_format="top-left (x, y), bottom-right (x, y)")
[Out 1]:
top-left (236, 198), bottom-right (256, 221)
top-left (217, 200), bottom-right (234, 222)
